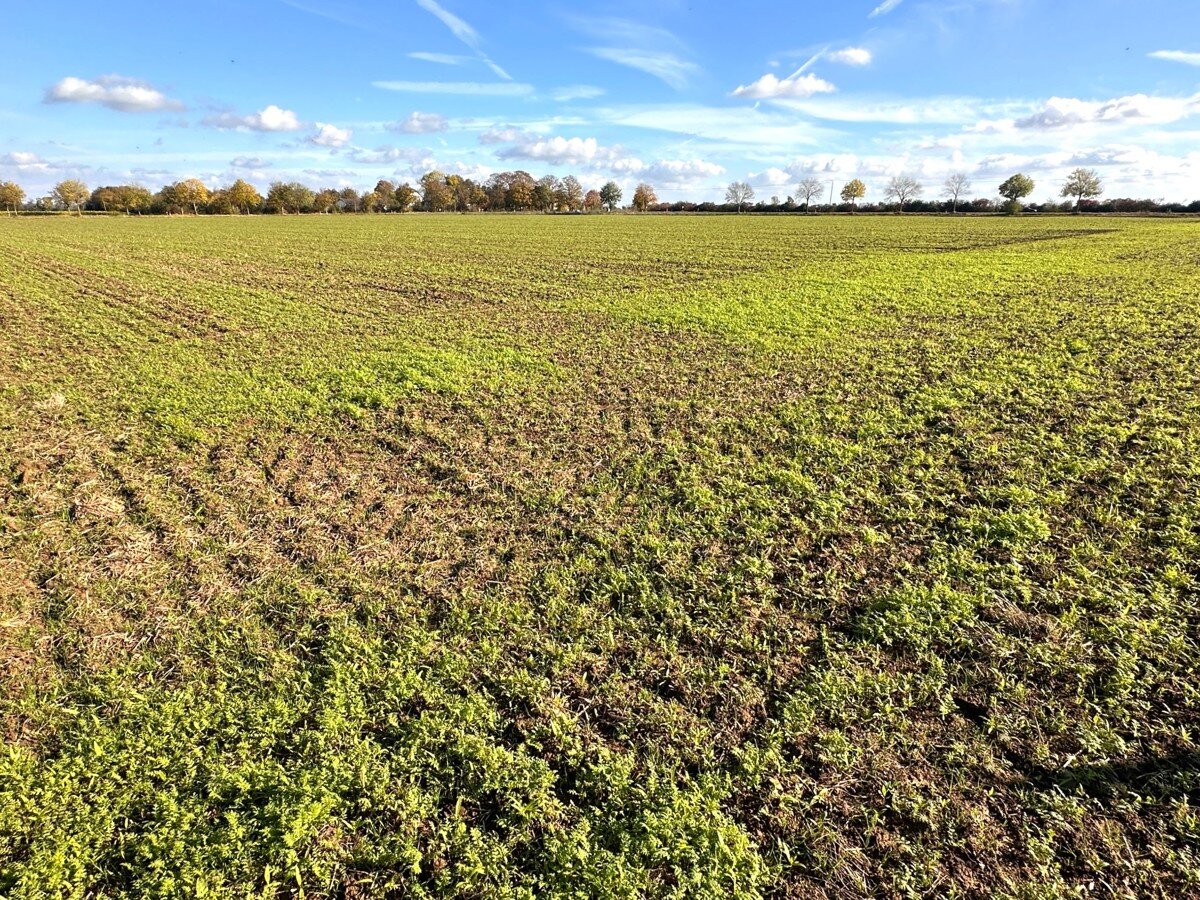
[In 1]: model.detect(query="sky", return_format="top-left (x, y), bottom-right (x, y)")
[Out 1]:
top-left (3, 0), bottom-right (1200, 203)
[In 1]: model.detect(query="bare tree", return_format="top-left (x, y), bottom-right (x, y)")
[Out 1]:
top-left (725, 181), bottom-right (755, 213)
top-left (796, 177), bottom-right (824, 212)
top-left (884, 175), bottom-right (923, 212)
top-left (942, 173), bottom-right (971, 214)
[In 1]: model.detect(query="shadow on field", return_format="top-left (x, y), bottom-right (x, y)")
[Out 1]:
top-left (1015, 749), bottom-right (1200, 802)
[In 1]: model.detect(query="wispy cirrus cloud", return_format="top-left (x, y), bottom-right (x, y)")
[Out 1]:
top-left (45, 75), bottom-right (184, 112)
top-left (1149, 50), bottom-right (1200, 67)
top-left (870, 0), bottom-right (903, 17)
top-left (415, 0), bottom-right (512, 80)
top-left (572, 17), bottom-right (701, 90)
top-left (373, 80), bottom-right (533, 96)
top-left (588, 48), bottom-right (700, 91)
top-left (553, 85), bottom-right (606, 102)
top-left (408, 51), bottom-right (470, 65)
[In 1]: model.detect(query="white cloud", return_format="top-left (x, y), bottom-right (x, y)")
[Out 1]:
top-left (408, 51), bottom-right (470, 65)
top-left (553, 85), bottom-right (606, 102)
top-left (45, 75), bottom-right (184, 112)
top-left (643, 158), bottom-right (726, 187)
top-left (587, 48), bottom-right (700, 90)
top-left (390, 111), bottom-right (449, 134)
top-left (732, 72), bottom-right (836, 100)
top-left (479, 125), bottom-right (536, 144)
top-left (1149, 50), bottom-right (1200, 66)
top-left (781, 94), bottom-right (991, 124)
top-left (204, 104), bottom-right (302, 132)
top-left (497, 135), bottom-right (630, 167)
top-left (348, 145), bottom-right (435, 166)
top-left (598, 103), bottom-right (840, 150)
top-left (311, 122), bottom-right (353, 146)
top-left (970, 93), bottom-right (1200, 133)
top-left (1, 151), bottom-right (52, 172)
top-left (373, 81), bottom-right (533, 96)
top-left (828, 47), bottom-right (872, 66)
top-left (415, 0), bottom-right (512, 80)
top-left (230, 156), bottom-right (271, 169)
top-left (416, 0), bottom-right (480, 49)
top-left (870, 0), bottom-right (903, 16)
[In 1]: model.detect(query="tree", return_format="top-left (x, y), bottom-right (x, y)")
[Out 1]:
top-left (632, 183), bottom-right (658, 212)
top-left (338, 187), bottom-right (362, 213)
top-left (0, 181), bottom-right (23, 212)
top-left (168, 178), bottom-right (210, 214)
top-left (361, 190), bottom-right (382, 212)
top-left (840, 179), bottom-right (866, 208)
top-left (53, 179), bottom-right (89, 214)
top-left (227, 179), bottom-right (263, 214)
top-left (394, 183), bottom-right (417, 212)
top-left (583, 189), bottom-right (602, 212)
top-left (312, 188), bottom-right (340, 214)
top-left (725, 181), bottom-right (754, 213)
top-left (95, 184), bottom-right (153, 214)
top-left (533, 176), bottom-right (559, 212)
top-left (884, 175), bottom-right (922, 211)
top-left (373, 180), bottom-right (396, 212)
top-left (998, 173), bottom-right (1035, 213)
top-left (599, 181), bottom-right (623, 211)
top-left (447, 175), bottom-right (476, 212)
top-left (419, 171), bottom-right (452, 211)
top-left (89, 186), bottom-right (120, 212)
top-left (942, 173), bottom-right (971, 213)
top-left (560, 175), bottom-right (584, 212)
top-left (267, 181), bottom-right (314, 214)
top-left (796, 177), bottom-right (823, 212)
top-left (1061, 168), bottom-right (1103, 211)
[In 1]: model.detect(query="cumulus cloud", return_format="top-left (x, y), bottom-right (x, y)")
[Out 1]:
top-left (1149, 50), bottom-right (1200, 66)
top-left (479, 125), bottom-right (538, 144)
top-left (732, 72), bottom-right (836, 100)
top-left (311, 122), bottom-right (353, 146)
top-left (497, 135), bottom-right (628, 167)
top-left (828, 47), bottom-right (872, 66)
top-left (45, 75), bottom-right (184, 112)
top-left (390, 111), bottom-right (449, 134)
top-left (1, 151), bottom-right (52, 172)
top-left (347, 145), bottom-right (435, 166)
top-left (643, 158), bottom-right (725, 186)
top-left (970, 93), bottom-right (1200, 132)
top-left (204, 104), bottom-right (302, 132)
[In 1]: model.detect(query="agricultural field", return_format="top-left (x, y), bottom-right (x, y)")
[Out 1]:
top-left (1, 214), bottom-right (1198, 899)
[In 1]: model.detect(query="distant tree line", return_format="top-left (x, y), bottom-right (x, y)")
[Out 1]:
top-left (2, 167), bottom-right (1198, 216)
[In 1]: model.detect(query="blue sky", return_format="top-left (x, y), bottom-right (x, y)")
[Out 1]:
top-left (3, 0), bottom-right (1200, 202)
